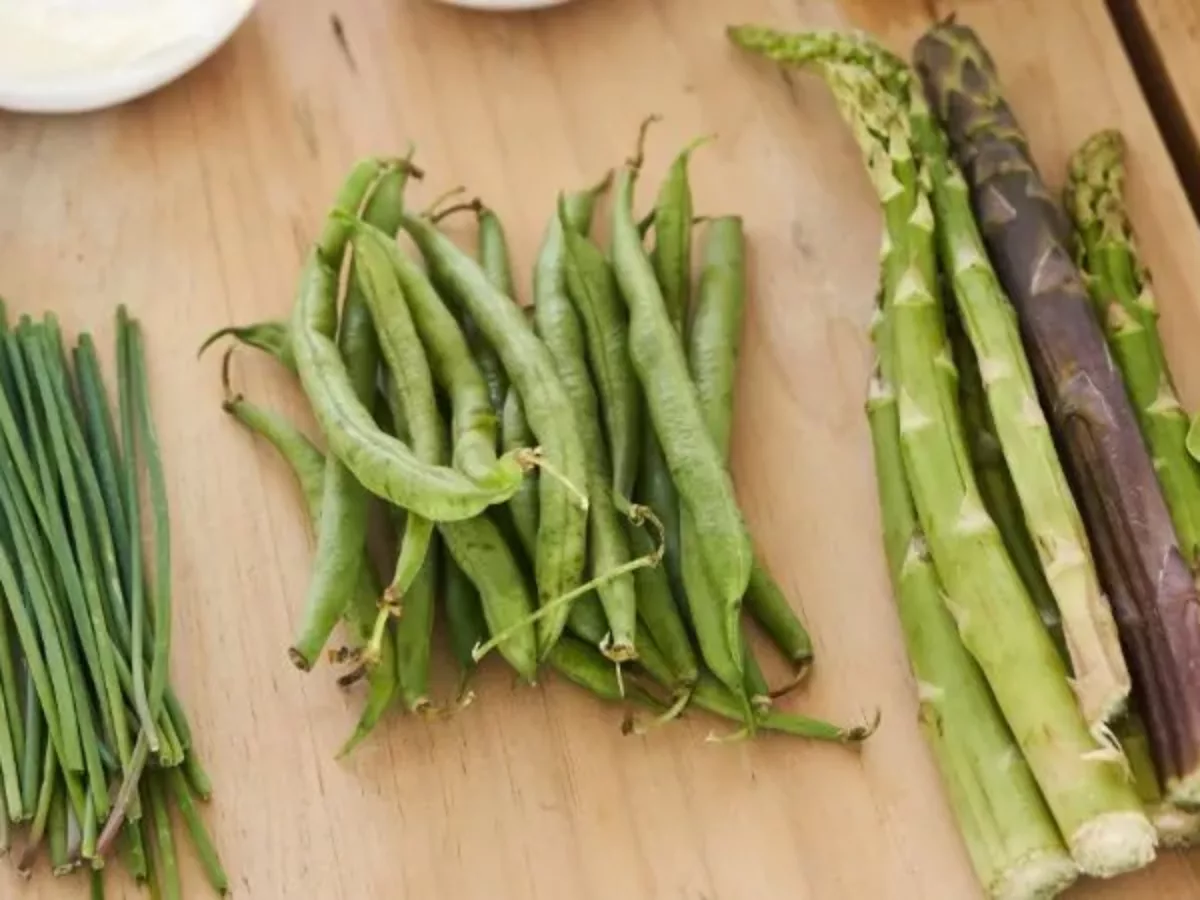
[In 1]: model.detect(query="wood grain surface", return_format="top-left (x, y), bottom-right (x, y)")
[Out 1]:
top-left (2, 0), bottom-right (1200, 897)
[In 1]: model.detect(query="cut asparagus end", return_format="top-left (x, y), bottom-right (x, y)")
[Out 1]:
top-left (1151, 803), bottom-right (1200, 848)
top-left (1165, 769), bottom-right (1200, 810)
top-left (992, 852), bottom-right (1078, 900)
top-left (1067, 811), bottom-right (1156, 878)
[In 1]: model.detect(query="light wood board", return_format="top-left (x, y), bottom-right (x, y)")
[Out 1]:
top-left (1, 0), bottom-right (1199, 897)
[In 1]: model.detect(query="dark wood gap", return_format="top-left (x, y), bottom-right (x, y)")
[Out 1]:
top-left (1107, 0), bottom-right (1200, 222)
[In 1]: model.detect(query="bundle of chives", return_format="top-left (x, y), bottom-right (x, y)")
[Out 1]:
top-left (0, 305), bottom-right (225, 896)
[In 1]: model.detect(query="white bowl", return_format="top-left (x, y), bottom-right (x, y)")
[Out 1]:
top-left (0, 1), bottom-right (256, 115)
top-left (432, 0), bottom-right (576, 10)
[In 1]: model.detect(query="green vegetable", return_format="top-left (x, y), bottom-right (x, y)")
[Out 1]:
top-left (917, 19), bottom-right (1200, 812)
top-left (729, 25), bottom-right (1153, 875)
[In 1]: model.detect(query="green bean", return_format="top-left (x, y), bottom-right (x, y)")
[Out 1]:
top-left (566, 592), bottom-right (611, 648)
top-left (146, 776), bottom-right (180, 900)
top-left (501, 386), bottom-right (538, 562)
top-left (166, 766), bottom-right (228, 894)
top-left (289, 164), bottom-right (414, 671)
top-left (351, 219), bottom-right (508, 482)
top-left (316, 155), bottom-right (416, 267)
top-left (636, 432), bottom-right (683, 600)
top-left (559, 221), bottom-right (695, 683)
top-left (475, 205), bottom-right (516, 415)
top-left (401, 206), bottom-right (592, 653)
top-left (339, 597), bottom-right (398, 755)
top-left (741, 632), bottom-right (771, 712)
top-left (652, 135), bottom-right (711, 335)
top-left (612, 127), bottom-right (753, 693)
top-left (289, 276), bottom-right (381, 670)
top-left (561, 225), bottom-right (641, 499)
top-left (197, 320), bottom-right (295, 373)
top-left (743, 564), bottom-right (813, 667)
top-left (689, 216), bottom-right (815, 669)
top-left (535, 195), bottom-right (638, 658)
top-left (394, 532), bottom-right (439, 713)
top-left (546, 635), bottom-right (659, 706)
top-left (440, 515), bottom-right (538, 682)
top-left (292, 254), bottom-right (520, 520)
top-left (49, 774), bottom-right (68, 874)
top-left (628, 624), bottom-right (681, 691)
top-left (27, 330), bottom-right (133, 780)
top-left (349, 233), bottom-right (447, 668)
top-left (220, 370), bottom-right (398, 755)
top-left (444, 554), bottom-right (486, 692)
top-left (691, 671), bottom-right (875, 743)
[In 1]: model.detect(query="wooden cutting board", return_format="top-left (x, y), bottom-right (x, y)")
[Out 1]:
top-left (2, 0), bottom-right (1200, 896)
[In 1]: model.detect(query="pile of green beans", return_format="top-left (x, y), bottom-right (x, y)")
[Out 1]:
top-left (0, 306), bottom-right (224, 897)
top-left (206, 136), bottom-right (874, 753)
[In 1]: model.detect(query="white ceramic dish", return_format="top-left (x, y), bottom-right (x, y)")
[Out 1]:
top-left (433, 0), bottom-right (576, 10)
top-left (0, 1), bottom-right (256, 115)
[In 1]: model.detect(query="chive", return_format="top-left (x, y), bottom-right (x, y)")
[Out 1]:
top-left (27, 330), bottom-right (132, 785)
top-left (124, 315), bottom-right (172, 729)
top-left (168, 766), bottom-right (228, 893)
top-left (146, 776), bottom-right (180, 900)
top-left (117, 311), bottom-right (160, 755)
top-left (19, 665), bottom-right (43, 815)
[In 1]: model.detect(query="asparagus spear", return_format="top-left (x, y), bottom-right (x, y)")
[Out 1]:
top-left (868, 291), bottom-right (1077, 898)
top-left (949, 311), bottom-right (1065, 656)
top-left (730, 25), bottom-right (1128, 731)
top-left (1065, 129), bottom-right (1200, 569)
top-left (729, 28), bottom-right (1154, 875)
top-left (916, 20), bottom-right (1200, 810)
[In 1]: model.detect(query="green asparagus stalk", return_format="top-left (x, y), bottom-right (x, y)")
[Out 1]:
top-left (948, 311), bottom-right (1065, 656)
top-left (730, 24), bottom-right (1128, 731)
top-left (1117, 711), bottom-right (1200, 848)
top-left (729, 27), bottom-right (1154, 875)
top-left (867, 296), bottom-right (1077, 898)
top-left (917, 20), bottom-right (1200, 810)
top-left (1065, 129), bottom-right (1200, 569)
